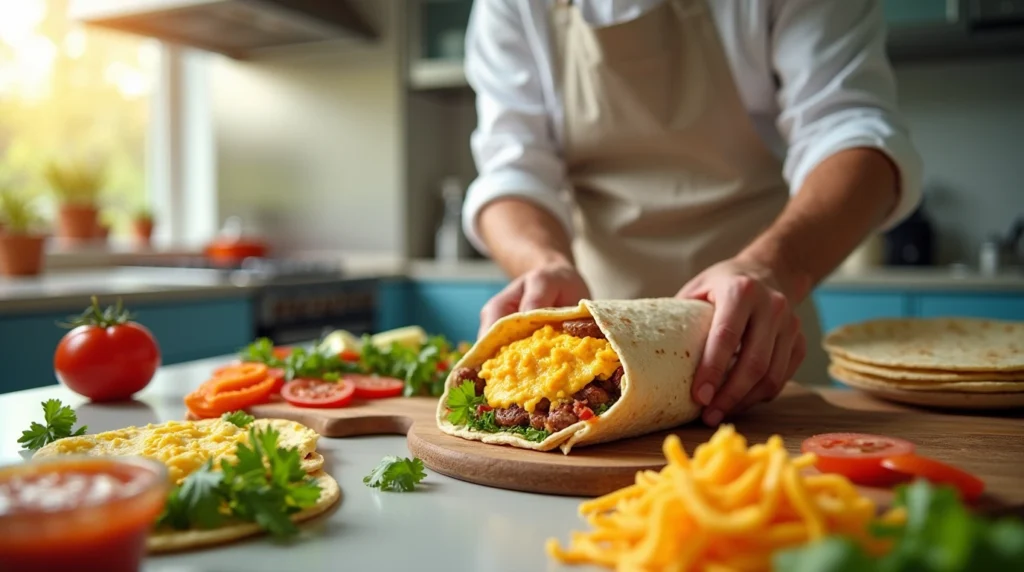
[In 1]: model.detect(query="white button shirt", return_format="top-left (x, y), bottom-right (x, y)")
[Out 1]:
top-left (461, 0), bottom-right (923, 254)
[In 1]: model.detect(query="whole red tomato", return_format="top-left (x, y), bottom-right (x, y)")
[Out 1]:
top-left (54, 297), bottom-right (161, 402)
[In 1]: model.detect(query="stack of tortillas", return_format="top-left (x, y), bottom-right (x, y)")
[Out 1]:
top-left (823, 317), bottom-right (1024, 410)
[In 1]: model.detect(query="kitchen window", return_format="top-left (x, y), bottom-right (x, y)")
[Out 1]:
top-left (0, 0), bottom-right (215, 251)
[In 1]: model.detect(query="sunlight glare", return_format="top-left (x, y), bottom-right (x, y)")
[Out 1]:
top-left (0, 0), bottom-right (46, 46)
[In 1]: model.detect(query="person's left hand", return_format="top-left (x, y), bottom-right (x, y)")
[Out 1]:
top-left (677, 257), bottom-right (807, 426)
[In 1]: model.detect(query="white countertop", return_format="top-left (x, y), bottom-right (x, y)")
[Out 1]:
top-left (0, 355), bottom-right (595, 572)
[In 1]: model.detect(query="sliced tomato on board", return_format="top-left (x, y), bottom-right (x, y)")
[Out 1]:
top-left (267, 367), bottom-right (286, 395)
top-left (801, 433), bottom-right (916, 486)
top-left (346, 374), bottom-right (404, 399)
top-left (281, 378), bottom-right (355, 409)
top-left (882, 454), bottom-right (985, 502)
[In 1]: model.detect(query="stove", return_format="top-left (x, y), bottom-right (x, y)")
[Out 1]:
top-left (126, 257), bottom-right (379, 344)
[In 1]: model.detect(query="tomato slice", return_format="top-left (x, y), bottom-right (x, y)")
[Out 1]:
top-left (267, 367), bottom-right (286, 395)
top-left (281, 378), bottom-right (355, 409)
top-left (339, 349), bottom-right (361, 362)
top-left (881, 454), bottom-right (985, 502)
top-left (801, 433), bottom-right (916, 486)
top-left (272, 346), bottom-right (294, 360)
top-left (211, 363), bottom-right (269, 387)
top-left (346, 374), bottom-right (404, 399)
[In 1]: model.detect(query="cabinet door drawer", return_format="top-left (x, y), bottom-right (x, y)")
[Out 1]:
top-left (915, 294), bottom-right (1024, 321)
top-left (813, 292), bottom-right (909, 335)
top-left (411, 281), bottom-right (507, 343)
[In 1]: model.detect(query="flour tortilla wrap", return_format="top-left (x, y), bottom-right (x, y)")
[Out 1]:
top-left (436, 298), bottom-right (714, 454)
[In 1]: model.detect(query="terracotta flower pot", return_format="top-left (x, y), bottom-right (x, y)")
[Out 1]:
top-left (132, 218), bottom-right (154, 248)
top-left (0, 233), bottom-right (46, 277)
top-left (57, 204), bottom-right (99, 245)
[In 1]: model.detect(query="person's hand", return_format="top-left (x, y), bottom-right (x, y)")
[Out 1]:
top-left (479, 262), bottom-right (591, 338)
top-left (677, 257), bottom-right (806, 426)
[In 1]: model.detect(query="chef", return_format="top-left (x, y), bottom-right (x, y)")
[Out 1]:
top-left (462, 0), bottom-right (923, 426)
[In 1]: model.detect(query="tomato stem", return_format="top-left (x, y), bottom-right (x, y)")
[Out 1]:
top-left (60, 296), bottom-right (135, 329)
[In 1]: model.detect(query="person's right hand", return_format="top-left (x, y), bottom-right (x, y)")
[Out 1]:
top-left (478, 262), bottom-right (591, 338)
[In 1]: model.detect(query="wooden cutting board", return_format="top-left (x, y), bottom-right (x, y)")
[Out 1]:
top-left (249, 383), bottom-right (1024, 514)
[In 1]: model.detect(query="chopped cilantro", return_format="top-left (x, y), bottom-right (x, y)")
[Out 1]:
top-left (363, 456), bottom-right (427, 492)
top-left (221, 410), bottom-right (255, 428)
top-left (17, 399), bottom-right (88, 451)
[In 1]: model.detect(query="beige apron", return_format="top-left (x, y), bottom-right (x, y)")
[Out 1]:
top-left (552, 0), bottom-right (829, 385)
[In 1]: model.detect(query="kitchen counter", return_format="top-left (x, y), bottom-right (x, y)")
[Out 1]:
top-left (0, 355), bottom-right (595, 572)
top-left (3, 256), bottom-right (1022, 314)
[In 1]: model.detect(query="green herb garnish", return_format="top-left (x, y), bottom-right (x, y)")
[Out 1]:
top-left (774, 480), bottom-right (1024, 571)
top-left (363, 456), bottom-right (427, 492)
top-left (443, 382), bottom-right (551, 443)
top-left (17, 399), bottom-right (88, 451)
top-left (238, 337), bottom-right (283, 367)
top-left (157, 426), bottom-right (322, 537)
top-left (221, 410), bottom-right (255, 428)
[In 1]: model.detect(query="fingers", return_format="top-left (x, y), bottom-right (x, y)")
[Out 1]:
top-left (702, 290), bottom-right (787, 426)
top-left (519, 272), bottom-right (561, 312)
top-left (478, 280), bottom-right (524, 338)
top-left (724, 317), bottom-right (802, 415)
top-left (692, 277), bottom-right (756, 408)
top-left (784, 329), bottom-right (807, 385)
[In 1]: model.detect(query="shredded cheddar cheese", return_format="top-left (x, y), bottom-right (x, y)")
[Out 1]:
top-left (479, 325), bottom-right (621, 412)
top-left (546, 425), bottom-right (906, 571)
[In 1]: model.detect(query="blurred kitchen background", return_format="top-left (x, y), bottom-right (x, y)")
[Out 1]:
top-left (0, 0), bottom-right (1022, 392)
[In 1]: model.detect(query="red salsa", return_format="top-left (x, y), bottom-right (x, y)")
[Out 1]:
top-left (0, 456), bottom-right (168, 572)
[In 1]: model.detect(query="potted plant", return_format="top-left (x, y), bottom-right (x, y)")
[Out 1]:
top-left (45, 158), bottom-right (105, 245)
top-left (131, 206), bottom-right (154, 248)
top-left (0, 188), bottom-right (48, 277)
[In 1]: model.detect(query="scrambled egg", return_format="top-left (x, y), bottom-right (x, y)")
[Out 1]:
top-left (480, 325), bottom-right (621, 412)
top-left (33, 418), bottom-right (320, 484)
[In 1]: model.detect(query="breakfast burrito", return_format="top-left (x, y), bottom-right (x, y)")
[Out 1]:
top-left (436, 298), bottom-right (714, 453)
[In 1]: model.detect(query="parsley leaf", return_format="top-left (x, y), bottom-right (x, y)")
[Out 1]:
top-left (157, 425), bottom-right (322, 538)
top-left (445, 381), bottom-right (483, 425)
top-left (363, 456), bottom-right (427, 492)
top-left (222, 410), bottom-right (255, 428)
top-left (17, 399), bottom-right (88, 451)
top-left (238, 337), bottom-right (283, 367)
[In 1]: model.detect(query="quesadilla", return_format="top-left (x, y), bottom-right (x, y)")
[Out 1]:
top-left (436, 298), bottom-right (713, 453)
top-left (33, 417), bottom-right (340, 553)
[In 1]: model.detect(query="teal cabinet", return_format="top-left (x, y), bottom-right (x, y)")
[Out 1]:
top-left (0, 297), bottom-right (253, 394)
top-left (373, 278), bottom-right (507, 343)
top-left (914, 294), bottom-right (1024, 321)
top-left (812, 291), bottom-right (909, 335)
top-left (883, 0), bottom-right (954, 27)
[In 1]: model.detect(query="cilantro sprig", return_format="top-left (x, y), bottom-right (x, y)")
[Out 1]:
top-left (17, 399), bottom-right (88, 451)
top-left (774, 480), bottom-right (1024, 571)
top-left (157, 426), bottom-right (322, 537)
top-left (363, 456), bottom-right (427, 492)
top-left (222, 410), bottom-right (255, 428)
top-left (444, 382), bottom-right (551, 443)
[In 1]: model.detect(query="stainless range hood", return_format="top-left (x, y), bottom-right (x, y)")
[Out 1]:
top-left (70, 0), bottom-right (378, 59)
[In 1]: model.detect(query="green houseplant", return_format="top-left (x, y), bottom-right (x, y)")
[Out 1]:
top-left (0, 188), bottom-right (48, 276)
top-left (45, 158), bottom-right (106, 245)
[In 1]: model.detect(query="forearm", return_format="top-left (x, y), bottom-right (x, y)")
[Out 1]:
top-left (739, 147), bottom-right (900, 302)
top-left (478, 198), bottom-right (575, 278)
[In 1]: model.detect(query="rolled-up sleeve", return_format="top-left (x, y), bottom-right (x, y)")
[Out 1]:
top-left (462, 0), bottom-right (572, 255)
top-left (771, 0), bottom-right (923, 231)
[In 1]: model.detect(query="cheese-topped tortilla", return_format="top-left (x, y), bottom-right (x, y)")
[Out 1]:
top-left (33, 418), bottom-right (322, 484)
top-left (437, 298), bottom-right (713, 453)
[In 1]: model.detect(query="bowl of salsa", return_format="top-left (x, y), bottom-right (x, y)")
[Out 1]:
top-left (0, 455), bottom-right (168, 572)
